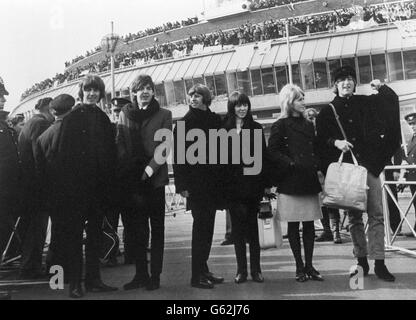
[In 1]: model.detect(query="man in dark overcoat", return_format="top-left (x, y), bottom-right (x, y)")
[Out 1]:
top-left (0, 78), bottom-right (19, 300)
top-left (316, 66), bottom-right (400, 282)
top-left (17, 97), bottom-right (54, 279)
top-left (34, 94), bottom-right (75, 273)
top-left (118, 75), bottom-right (172, 291)
top-left (54, 75), bottom-right (118, 298)
top-left (173, 84), bottom-right (224, 289)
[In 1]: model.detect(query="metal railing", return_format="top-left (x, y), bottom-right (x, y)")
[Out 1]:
top-left (382, 164), bottom-right (416, 256)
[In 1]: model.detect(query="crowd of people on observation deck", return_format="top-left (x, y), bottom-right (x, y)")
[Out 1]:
top-left (20, 1), bottom-right (416, 102)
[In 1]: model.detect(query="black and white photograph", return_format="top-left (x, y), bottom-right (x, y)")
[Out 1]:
top-left (1, 0), bottom-right (416, 307)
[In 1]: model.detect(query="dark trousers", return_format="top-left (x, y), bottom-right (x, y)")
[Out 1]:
top-left (229, 203), bottom-right (261, 275)
top-left (190, 204), bottom-right (216, 282)
top-left (0, 203), bottom-right (18, 262)
top-left (127, 187), bottom-right (165, 280)
top-left (385, 170), bottom-right (401, 232)
top-left (61, 207), bottom-right (103, 284)
top-left (19, 208), bottom-right (49, 275)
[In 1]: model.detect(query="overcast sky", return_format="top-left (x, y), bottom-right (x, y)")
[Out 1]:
top-left (0, 0), bottom-right (203, 110)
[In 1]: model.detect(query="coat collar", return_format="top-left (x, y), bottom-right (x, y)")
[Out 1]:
top-left (286, 117), bottom-right (314, 138)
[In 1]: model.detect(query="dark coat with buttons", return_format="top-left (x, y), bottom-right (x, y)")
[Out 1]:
top-left (220, 116), bottom-right (270, 206)
top-left (53, 104), bottom-right (117, 212)
top-left (0, 120), bottom-right (21, 205)
top-left (316, 85), bottom-right (400, 177)
top-left (267, 116), bottom-right (321, 195)
top-left (173, 106), bottom-right (223, 209)
top-left (33, 119), bottom-right (64, 211)
top-left (18, 113), bottom-right (53, 210)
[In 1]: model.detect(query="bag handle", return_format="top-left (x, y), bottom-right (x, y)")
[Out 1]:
top-left (330, 103), bottom-right (359, 166)
top-left (337, 149), bottom-right (359, 166)
top-left (329, 103), bottom-right (347, 141)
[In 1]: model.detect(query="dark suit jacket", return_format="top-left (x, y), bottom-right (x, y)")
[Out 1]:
top-left (116, 103), bottom-right (172, 190)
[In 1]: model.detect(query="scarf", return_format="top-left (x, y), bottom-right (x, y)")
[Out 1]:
top-left (124, 97), bottom-right (160, 124)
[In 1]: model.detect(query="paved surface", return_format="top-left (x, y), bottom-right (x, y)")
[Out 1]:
top-left (2, 207), bottom-right (416, 300)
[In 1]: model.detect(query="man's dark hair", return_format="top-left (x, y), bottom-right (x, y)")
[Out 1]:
top-left (131, 74), bottom-right (155, 93)
top-left (78, 75), bottom-right (106, 102)
top-left (188, 84), bottom-right (212, 107)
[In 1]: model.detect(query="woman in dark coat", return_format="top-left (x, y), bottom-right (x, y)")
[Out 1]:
top-left (268, 84), bottom-right (323, 282)
top-left (173, 84), bottom-right (224, 289)
top-left (221, 92), bottom-right (269, 284)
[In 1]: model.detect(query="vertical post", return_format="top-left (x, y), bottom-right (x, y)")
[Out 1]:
top-left (286, 21), bottom-right (293, 84)
top-left (111, 21), bottom-right (116, 99)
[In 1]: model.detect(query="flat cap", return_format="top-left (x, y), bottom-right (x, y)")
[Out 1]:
top-left (333, 65), bottom-right (357, 83)
top-left (50, 94), bottom-right (75, 115)
top-left (111, 97), bottom-right (131, 108)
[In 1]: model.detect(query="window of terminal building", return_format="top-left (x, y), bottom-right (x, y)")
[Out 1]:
top-left (164, 81), bottom-right (176, 106)
top-left (275, 66), bottom-right (287, 92)
top-left (313, 61), bottom-right (329, 89)
top-left (173, 80), bottom-right (187, 105)
top-left (155, 84), bottom-right (167, 107)
top-left (214, 74), bottom-right (228, 97)
top-left (300, 62), bottom-right (315, 90)
top-left (237, 71), bottom-right (251, 96)
top-left (357, 56), bottom-right (372, 84)
top-left (291, 64), bottom-right (302, 89)
top-left (341, 58), bottom-right (355, 69)
top-left (371, 54), bottom-right (387, 82)
top-left (328, 59), bottom-right (341, 84)
top-left (185, 79), bottom-right (194, 95)
top-left (193, 77), bottom-right (205, 86)
top-left (387, 52), bottom-right (404, 81)
top-left (205, 75), bottom-right (216, 97)
top-left (251, 69), bottom-right (263, 95)
top-left (226, 72), bottom-right (239, 93)
top-left (262, 67), bottom-right (276, 94)
top-left (403, 50), bottom-right (416, 80)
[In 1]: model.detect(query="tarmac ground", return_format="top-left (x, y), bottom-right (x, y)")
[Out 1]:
top-left (1, 205), bottom-right (416, 301)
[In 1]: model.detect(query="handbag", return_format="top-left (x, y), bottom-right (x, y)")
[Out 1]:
top-left (322, 104), bottom-right (368, 212)
top-left (257, 198), bottom-right (283, 249)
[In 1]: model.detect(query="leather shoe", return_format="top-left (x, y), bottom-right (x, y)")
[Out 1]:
top-left (374, 264), bottom-right (395, 282)
top-left (85, 280), bottom-right (118, 292)
top-left (69, 282), bottom-right (84, 299)
top-left (315, 231), bottom-right (333, 242)
top-left (191, 277), bottom-right (214, 289)
top-left (251, 272), bottom-right (264, 283)
top-left (203, 272), bottom-right (224, 284)
top-left (221, 239), bottom-right (233, 246)
top-left (234, 273), bottom-right (247, 284)
top-left (304, 266), bottom-right (324, 281)
top-left (123, 277), bottom-right (149, 290)
top-left (146, 277), bottom-right (160, 291)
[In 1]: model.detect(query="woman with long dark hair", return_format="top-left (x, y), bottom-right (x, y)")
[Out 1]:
top-left (268, 84), bottom-right (323, 282)
top-left (222, 91), bottom-right (269, 284)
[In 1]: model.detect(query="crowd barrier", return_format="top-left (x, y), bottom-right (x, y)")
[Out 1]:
top-left (382, 164), bottom-right (416, 257)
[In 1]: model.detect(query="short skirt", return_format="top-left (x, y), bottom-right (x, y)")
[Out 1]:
top-left (276, 193), bottom-right (322, 222)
